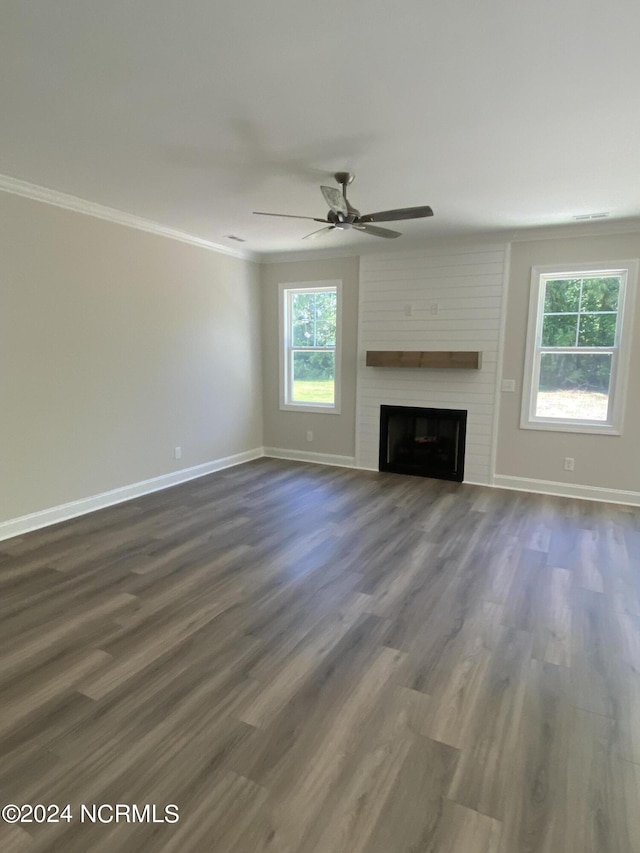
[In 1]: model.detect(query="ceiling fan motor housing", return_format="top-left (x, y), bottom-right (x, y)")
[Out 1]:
top-left (327, 209), bottom-right (356, 226)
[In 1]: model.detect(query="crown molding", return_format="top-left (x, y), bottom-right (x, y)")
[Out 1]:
top-left (3, 171), bottom-right (638, 266)
top-left (257, 218), bottom-right (640, 263)
top-left (505, 217), bottom-right (640, 243)
top-left (0, 173), bottom-right (259, 262)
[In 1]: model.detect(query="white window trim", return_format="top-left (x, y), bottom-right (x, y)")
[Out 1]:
top-left (278, 280), bottom-right (342, 414)
top-left (520, 260), bottom-right (637, 435)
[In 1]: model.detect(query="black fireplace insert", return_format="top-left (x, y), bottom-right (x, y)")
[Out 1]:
top-left (379, 405), bottom-right (467, 482)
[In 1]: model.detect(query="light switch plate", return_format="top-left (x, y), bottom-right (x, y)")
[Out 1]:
top-left (501, 379), bottom-right (516, 392)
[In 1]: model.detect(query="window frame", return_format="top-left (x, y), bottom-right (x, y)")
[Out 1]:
top-left (278, 280), bottom-right (342, 414)
top-left (520, 260), bottom-right (637, 435)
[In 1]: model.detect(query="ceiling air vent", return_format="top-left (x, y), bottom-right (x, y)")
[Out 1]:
top-left (573, 212), bottom-right (610, 221)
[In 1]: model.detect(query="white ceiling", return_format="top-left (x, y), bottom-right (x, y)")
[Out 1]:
top-left (2, 0), bottom-right (640, 256)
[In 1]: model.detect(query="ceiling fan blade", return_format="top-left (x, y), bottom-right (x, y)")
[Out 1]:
top-left (353, 224), bottom-right (401, 239)
top-left (302, 226), bottom-right (336, 240)
top-left (253, 211), bottom-right (328, 222)
top-left (357, 205), bottom-right (434, 223)
top-left (320, 186), bottom-right (348, 216)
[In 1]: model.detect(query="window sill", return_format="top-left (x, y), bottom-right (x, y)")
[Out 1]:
top-left (520, 418), bottom-right (621, 436)
top-left (280, 403), bottom-right (341, 415)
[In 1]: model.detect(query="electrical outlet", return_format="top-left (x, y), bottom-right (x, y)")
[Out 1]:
top-left (501, 379), bottom-right (516, 392)
top-left (306, 430), bottom-right (313, 443)
top-left (403, 303), bottom-right (413, 317)
top-left (564, 457), bottom-right (574, 471)
top-left (430, 302), bottom-right (439, 315)
top-left (174, 446), bottom-right (182, 460)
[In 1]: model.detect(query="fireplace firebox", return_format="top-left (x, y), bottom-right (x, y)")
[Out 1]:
top-left (379, 405), bottom-right (467, 482)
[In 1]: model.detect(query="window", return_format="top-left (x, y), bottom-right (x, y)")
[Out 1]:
top-left (521, 261), bottom-right (637, 434)
top-left (279, 281), bottom-right (341, 413)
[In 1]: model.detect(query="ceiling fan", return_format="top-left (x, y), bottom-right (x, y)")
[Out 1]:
top-left (253, 172), bottom-right (433, 239)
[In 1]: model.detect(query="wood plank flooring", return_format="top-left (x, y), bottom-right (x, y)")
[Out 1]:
top-left (1, 458), bottom-right (640, 852)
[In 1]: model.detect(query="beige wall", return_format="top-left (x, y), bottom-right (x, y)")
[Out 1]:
top-left (4, 185), bottom-right (639, 528)
top-left (496, 232), bottom-right (640, 492)
top-left (1, 192), bottom-right (263, 523)
top-left (260, 256), bottom-right (359, 458)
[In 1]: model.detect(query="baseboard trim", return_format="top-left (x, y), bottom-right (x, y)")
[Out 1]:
top-left (5, 453), bottom-right (636, 543)
top-left (0, 447), bottom-right (264, 542)
top-left (263, 447), bottom-right (356, 469)
top-left (493, 474), bottom-right (640, 507)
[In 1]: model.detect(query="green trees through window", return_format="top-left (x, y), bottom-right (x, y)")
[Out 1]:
top-left (540, 276), bottom-right (620, 396)
top-left (291, 292), bottom-right (336, 392)
top-left (522, 263), bottom-right (635, 431)
top-left (281, 284), bottom-right (340, 410)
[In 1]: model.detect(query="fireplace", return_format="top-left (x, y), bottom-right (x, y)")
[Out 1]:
top-left (379, 405), bottom-right (467, 482)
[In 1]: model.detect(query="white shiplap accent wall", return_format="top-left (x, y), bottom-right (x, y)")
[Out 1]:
top-left (356, 243), bottom-right (508, 484)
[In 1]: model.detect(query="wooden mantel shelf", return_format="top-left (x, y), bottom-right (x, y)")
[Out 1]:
top-left (366, 350), bottom-right (482, 369)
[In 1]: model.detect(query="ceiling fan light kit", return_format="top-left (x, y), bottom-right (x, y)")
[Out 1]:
top-left (253, 172), bottom-right (433, 240)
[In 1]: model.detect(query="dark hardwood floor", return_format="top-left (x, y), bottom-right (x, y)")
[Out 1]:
top-left (1, 458), bottom-right (640, 852)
